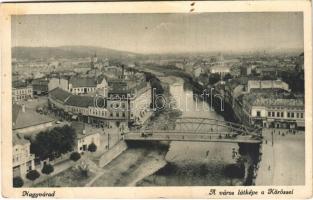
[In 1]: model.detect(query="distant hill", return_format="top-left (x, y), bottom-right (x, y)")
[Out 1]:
top-left (12, 46), bottom-right (140, 60)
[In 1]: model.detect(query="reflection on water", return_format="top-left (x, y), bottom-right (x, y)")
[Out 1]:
top-left (139, 77), bottom-right (243, 186)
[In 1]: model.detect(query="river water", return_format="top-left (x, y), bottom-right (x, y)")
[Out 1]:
top-left (138, 77), bottom-right (244, 186)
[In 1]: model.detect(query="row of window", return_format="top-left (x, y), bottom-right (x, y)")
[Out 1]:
top-left (110, 102), bottom-right (127, 109)
top-left (71, 87), bottom-right (96, 93)
top-left (89, 108), bottom-right (127, 118)
top-left (14, 89), bottom-right (32, 95)
top-left (14, 95), bottom-right (31, 101)
top-left (268, 111), bottom-right (304, 119)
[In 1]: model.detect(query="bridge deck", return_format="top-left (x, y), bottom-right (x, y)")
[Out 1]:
top-left (124, 132), bottom-right (262, 144)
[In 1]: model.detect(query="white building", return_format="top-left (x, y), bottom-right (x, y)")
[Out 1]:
top-left (12, 81), bottom-right (33, 102)
top-left (72, 122), bottom-right (101, 153)
top-left (13, 134), bottom-right (35, 178)
top-left (210, 65), bottom-right (231, 77)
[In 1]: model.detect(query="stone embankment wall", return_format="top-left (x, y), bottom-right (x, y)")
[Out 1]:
top-left (98, 141), bottom-right (128, 168)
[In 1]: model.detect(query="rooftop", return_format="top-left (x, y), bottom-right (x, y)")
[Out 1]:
top-left (13, 133), bottom-right (29, 146)
top-left (65, 95), bottom-right (95, 108)
top-left (69, 77), bottom-right (98, 88)
top-left (12, 80), bottom-right (30, 89)
top-left (49, 87), bottom-right (107, 108)
top-left (242, 90), bottom-right (303, 108)
top-left (12, 104), bottom-right (54, 130)
top-left (49, 87), bottom-right (72, 103)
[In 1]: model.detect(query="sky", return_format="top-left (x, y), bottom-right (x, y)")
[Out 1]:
top-left (12, 12), bottom-right (303, 54)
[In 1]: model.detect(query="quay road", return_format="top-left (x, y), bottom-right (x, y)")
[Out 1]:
top-left (124, 131), bottom-right (262, 144)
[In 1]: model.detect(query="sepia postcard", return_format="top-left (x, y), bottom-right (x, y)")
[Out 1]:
top-left (1, 1), bottom-right (312, 199)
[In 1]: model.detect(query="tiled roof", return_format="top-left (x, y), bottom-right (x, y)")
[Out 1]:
top-left (49, 87), bottom-right (107, 108)
top-left (243, 90), bottom-right (304, 108)
top-left (31, 78), bottom-right (49, 86)
top-left (49, 87), bottom-right (72, 103)
top-left (65, 95), bottom-right (94, 108)
top-left (12, 80), bottom-right (29, 88)
top-left (69, 77), bottom-right (97, 88)
top-left (12, 105), bottom-right (54, 130)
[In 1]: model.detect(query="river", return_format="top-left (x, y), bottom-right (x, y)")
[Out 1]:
top-left (138, 76), bottom-right (245, 186)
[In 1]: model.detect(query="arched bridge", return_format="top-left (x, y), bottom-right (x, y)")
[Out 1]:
top-left (124, 117), bottom-right (262, 144)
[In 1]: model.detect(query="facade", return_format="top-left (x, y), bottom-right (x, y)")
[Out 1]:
top-left (13, 134), bottom-right (35, 178)
top-left (210, 65), bottom-right (231, 77)
top-left (48, 77), bottom-right (69, 92)
top-left (72, 122), bottom-right (101, 153)
top-left (31, 78), bottom-right (49, 95)
top-left (48, 79), bottom-right (152, 128)
top-left (12, 81), bottom-right (33, 102)
top-left (242, 93), bottom-right (304, 128)
top-left (68, 76), bottom-right (108, 96)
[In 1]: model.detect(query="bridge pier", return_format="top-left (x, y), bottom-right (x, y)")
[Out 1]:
top-left (238, 143), bottom-right (261, 186)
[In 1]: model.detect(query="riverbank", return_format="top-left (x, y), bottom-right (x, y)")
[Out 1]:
top-left (89, 76), bottom-right (182, 186)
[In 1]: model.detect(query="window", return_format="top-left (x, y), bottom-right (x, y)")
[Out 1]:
top-left (281, 112), bottom-right (284, 118)
top-left (287, 112), bottom-right (290, 118)
top-left (291, 112), bottom-right (294, 118)
top-left (110, 113), bottom-right (113, 117)
top-left (116, 112), bottom-right (120, 117)
top-left (277, 112), bottom-right (280, 117)
top-left (268, 112), bottom-right (271, 117)
top-left (122, 112), bottom-right (126, 117)
top-left (301, 113), bottom-right (304, 118)
top-left (256, 111), bottom-right (261, 117)
top-left (272, 112), bottom-right (275, 117)
top-left (296, 113), bottom-right (299, 118)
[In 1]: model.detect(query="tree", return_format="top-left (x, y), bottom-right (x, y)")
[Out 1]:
top-left (208, 73), bottom-right (221, 85)
top-left (26, 170), bottom-right (40, 181)
top-left (70, 152), bottom-right (81, 162)
top-left (223, 73), bottom-right (233, 81)
top-left (13, 176), bottom-right (24, 188)
top-left (41, 164), bottom-right (54, 175)
top-left (30, 125), bottom-right (77, 161)
top-left (88, 143), bottom-right (97, 152)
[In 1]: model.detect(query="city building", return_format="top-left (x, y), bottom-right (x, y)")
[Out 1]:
top-left (31, 78), bottom-right (49, 95)
top-left (71, 122), bottom-right (101, 153)
top-left (247, 80), bottom-right (289, 92)
top-left (48, 77), bottom-right (69, 92)
top-left (48, 78), bottom-right (152, 128)
top-left (192, 66), bottom-right (204, 78)
top-left (12, 81), bottom-right (33, 102)
top-left (68, 76), bottom-right (108, 96)
top-left (210, 65), bottom-right (231, 77)
top-left (241, 90), bottom-right (304, 128)
top-left (13, 133), bottom-right (35, 178)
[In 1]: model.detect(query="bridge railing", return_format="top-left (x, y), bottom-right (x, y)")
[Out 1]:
top-left (174, 117), bottom-right (260, 136)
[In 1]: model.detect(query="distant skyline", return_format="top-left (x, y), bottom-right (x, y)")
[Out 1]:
top-left (12, 12), bottom-right (303, 54)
